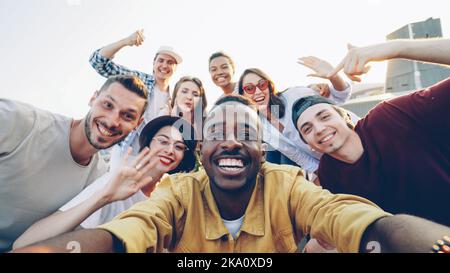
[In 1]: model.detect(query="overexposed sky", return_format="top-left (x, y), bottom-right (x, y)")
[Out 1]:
top-left (0, 0), bottom-right (448, 118)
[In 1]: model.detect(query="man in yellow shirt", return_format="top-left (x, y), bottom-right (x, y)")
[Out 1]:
top-left (14, 95), bottom-right (450, 253)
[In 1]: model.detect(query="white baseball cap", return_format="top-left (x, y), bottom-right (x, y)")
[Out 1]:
top-left (156, 46), bottom-right (183, 64)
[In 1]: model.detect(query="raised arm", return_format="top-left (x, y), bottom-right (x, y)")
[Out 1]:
top-left (89, 30), bottom-right (150, 79)
top-left (328, 39), bottom-right (450, 82)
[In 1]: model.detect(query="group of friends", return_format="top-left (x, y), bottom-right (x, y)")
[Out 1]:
top-left (1, 30), bottom-right (449, 253)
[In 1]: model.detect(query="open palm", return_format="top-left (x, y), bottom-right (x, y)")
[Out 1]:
top-left (298, 56), bottom-right (334, 79)
top-left (102, 147), bottom-right (157, 202)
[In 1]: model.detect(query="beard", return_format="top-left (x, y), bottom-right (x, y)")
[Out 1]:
top-left (84, 111), bottom-right (124, 150)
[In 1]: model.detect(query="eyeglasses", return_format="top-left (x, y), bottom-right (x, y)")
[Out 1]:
top-left (152, 137), bottom-right (189, 152)
top-left (242, 80), bottom-right (269, 94)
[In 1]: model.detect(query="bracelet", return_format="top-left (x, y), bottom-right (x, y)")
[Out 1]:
top-left (430, 235), bottom-right (450, 253)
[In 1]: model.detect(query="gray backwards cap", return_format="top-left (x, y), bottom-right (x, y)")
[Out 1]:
top-left (292, 95), bottom-right (335, 126)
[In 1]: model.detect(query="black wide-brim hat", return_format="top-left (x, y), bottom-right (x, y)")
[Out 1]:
top-left (139, 115), bottom-right (197, 174)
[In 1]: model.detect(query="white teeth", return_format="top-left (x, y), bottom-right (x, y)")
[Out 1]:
top-left (222, 166), bottom-right (240, 172)
top-left (254, 97), bottom-right (265, 102)
top-left (216, 77), bottom-right (228, 84)
top-left (98, 123), bottom-right (113, 137)
top-left (160, 157), bottom-right (173, 164)
top-left (218, 158), bottom-right (244, 167)
top-left (320, 133), bottom-right (334, 143)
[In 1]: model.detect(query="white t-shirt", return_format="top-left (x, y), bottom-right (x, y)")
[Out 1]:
top-left (59, 171), bottom-right (148, 228)
top-left (222, 215), bottom-right (245, 239)
top-left (145, 86), bottom-right (170, 124)
top-left (0, 99), bottom-right (107, 251)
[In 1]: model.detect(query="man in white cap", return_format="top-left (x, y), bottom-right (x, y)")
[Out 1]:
top-left (89, 29), bottom-right (183, 153)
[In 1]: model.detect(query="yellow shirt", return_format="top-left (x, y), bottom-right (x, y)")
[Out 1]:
top-left (99, 162), bottom-right (391, 253)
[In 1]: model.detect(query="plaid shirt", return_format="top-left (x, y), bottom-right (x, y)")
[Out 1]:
top-left (89, 49), bottom-right (168, 153)
top-left (89, 49), bottom-right (156, 89)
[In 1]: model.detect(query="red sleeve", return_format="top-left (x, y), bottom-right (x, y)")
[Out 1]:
top-left (382, 77), bottom-right (450, 139)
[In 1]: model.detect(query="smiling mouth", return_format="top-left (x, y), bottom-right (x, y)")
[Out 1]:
top-left (214, 157), bottom-right (247, 175)
top-left (253, 96), bottom-right (265, 103)
top-left (158, 69), bottom-right (170, 75)
top-left (215, 76), bottom-right (228, 83)
top-left (160, 155), bottom-right (174, 165)
top-left (96, 121), bottom-right (119, 138)
top-left (319, 131), bottom-right (336, 144)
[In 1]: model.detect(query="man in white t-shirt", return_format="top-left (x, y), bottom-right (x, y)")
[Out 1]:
top-left (0, 75), bottom-right (148, 252)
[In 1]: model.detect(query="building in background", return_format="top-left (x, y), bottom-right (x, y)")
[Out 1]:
top-left (342, 83), bottom-right (386, 117)
top-left (385, 17), bottom-right (450, 93)
top-left (342, 17), bottom-right (450, 117)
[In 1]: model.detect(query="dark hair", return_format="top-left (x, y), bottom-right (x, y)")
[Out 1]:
top-left (238, 68), bottom-right (285, 119)
top-left (208, 51), bottom-right (236, 73)
top-left (207, 94), bottom-right (262, 141)
top-left (214, 94), bottom-right (256, 108)
top-left (171, 76), bottom-right (208, 113)
top-left (210, 94), bottom-right (261, 124)
top-left (139, 116), bottom-right (197, 174)
top-left (99, 75), bottom-right (148, 116)
top-left (152, 53), bottom-right (163, 63)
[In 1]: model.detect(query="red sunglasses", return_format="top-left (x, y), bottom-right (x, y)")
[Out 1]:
top-left (242, 80), bottom-right (269, 94)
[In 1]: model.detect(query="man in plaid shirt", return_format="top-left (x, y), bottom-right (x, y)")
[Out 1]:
top-left (89, 29), bottom-right (182, 155)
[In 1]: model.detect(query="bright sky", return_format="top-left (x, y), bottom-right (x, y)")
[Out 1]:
top-left (0, 0), bottom-right (448, 118)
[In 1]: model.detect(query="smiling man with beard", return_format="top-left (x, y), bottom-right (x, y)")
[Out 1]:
top-left (13, 95), bottom-right (450, 253)
top-left (0, 75), bottom-right (148, 252)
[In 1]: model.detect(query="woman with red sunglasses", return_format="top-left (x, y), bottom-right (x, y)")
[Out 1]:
top-left (237, 56), bottom-right (354, 175)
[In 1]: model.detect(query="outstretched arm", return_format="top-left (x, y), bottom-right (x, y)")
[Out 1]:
top-left (12, 229), bottom-right (119, 253)
top-left (13, 148), bottom-right (157, 249)
top-left (328, 39), bottom-right (450, 82)
top-left (13, 175), bottom-right (184, 253)
top-left (292, 176), bottom-right (450, 253)
top-left (360, 214), bottom-right (450, 253)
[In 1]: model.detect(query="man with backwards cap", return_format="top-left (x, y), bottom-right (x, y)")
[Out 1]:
top-left (90, 29), bottom-right (183, 153)
top-left (291, 83), bottom-right (450, 227)
top-left (291, 39), bottom-right (450, 227)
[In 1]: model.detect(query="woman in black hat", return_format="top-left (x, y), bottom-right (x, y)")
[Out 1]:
top-left (13, 116), bottom-right (197, 250)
